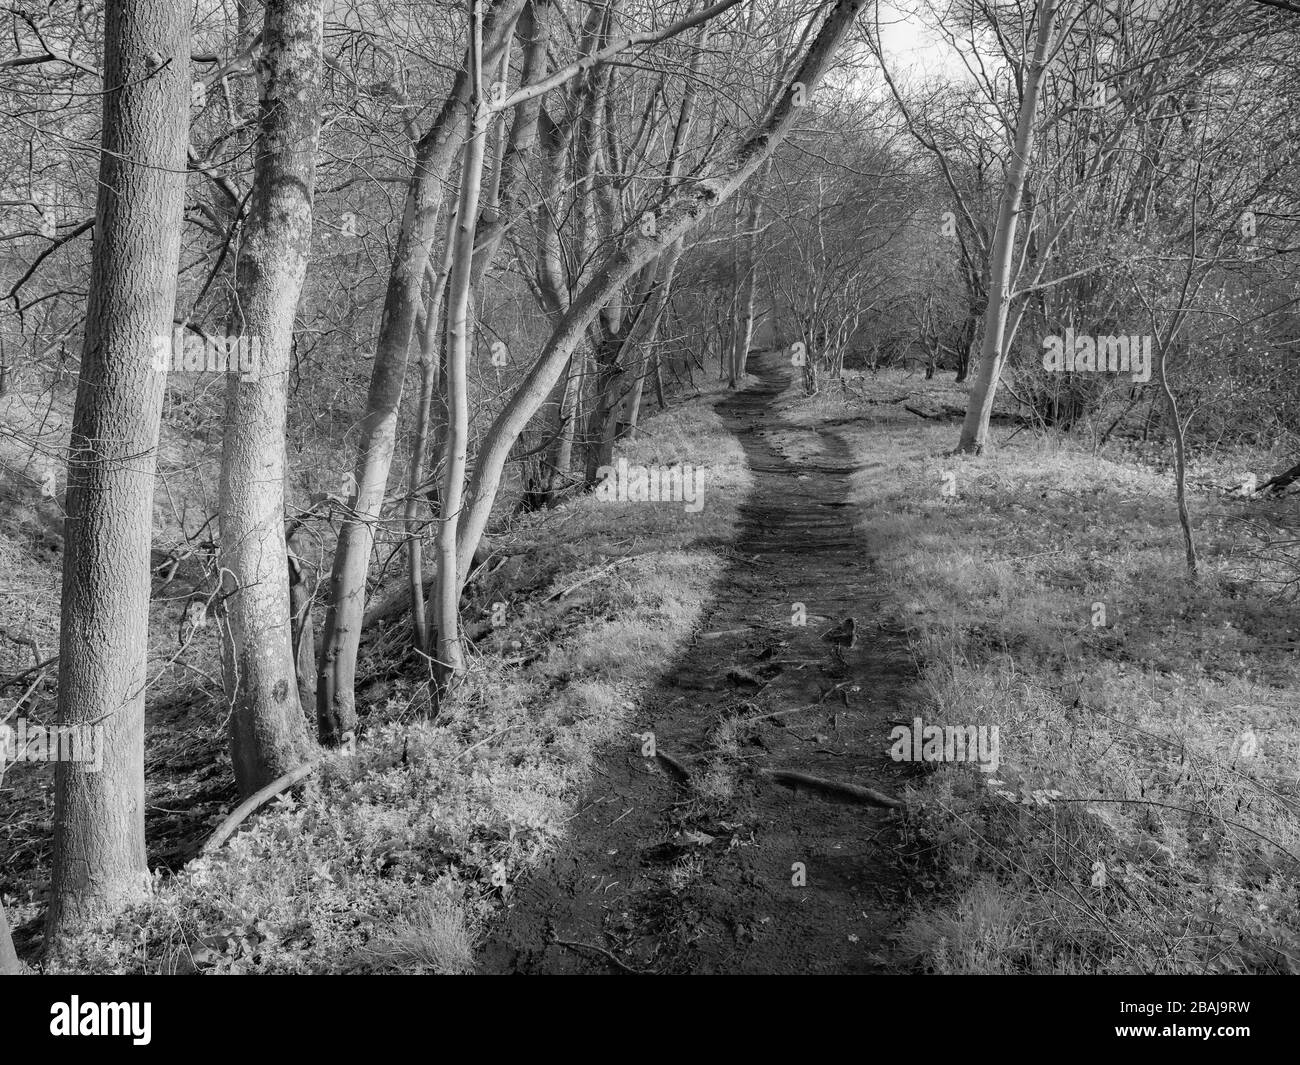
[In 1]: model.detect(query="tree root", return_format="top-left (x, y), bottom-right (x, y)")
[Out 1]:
top-left (760, 768), bottom-right (902, 809)
top-left (202, 761), bottom-right (319, 855)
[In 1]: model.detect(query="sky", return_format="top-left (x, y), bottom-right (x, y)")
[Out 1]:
top-left (873, 1), bottom-right (974, 82)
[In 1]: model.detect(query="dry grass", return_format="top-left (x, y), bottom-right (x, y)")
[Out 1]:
top-left (804, 367), bottom-right (1300, 974)
top-left (33, 374), bottom-right (755, 973)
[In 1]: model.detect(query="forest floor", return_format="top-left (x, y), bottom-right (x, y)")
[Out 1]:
top-left (480, 351), bottom-right (1300, 975)
top-left (6, 350), bottom-right (1300, 973)
top-left (480, 350), bottom-right (923, 973)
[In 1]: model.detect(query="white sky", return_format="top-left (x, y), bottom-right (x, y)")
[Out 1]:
top-left (873, 2), bottom-right (973, 82)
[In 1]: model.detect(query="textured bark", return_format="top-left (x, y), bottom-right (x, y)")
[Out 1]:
top-left (431, 0), bottom-right (489, 687)
top-left (0, 900), bottom-right (18, 973)
top-left (731, 193), bottom-right (762, 383)
top-left (583, 262), bottom-right (660, 482)
top-left (287, 549), bottom-right (316, 713)
top-left (542, 352), bottom-right (579, 494)
top-left (956, 0), bottom-right (1058, 454)
top-left (406, 237), bottom-right (454, 653)
top-left (583, 21), bottom-right (706, 473)
top-left (46, 0), bottom-right (190, 942)
top-left (616, 243), bottom-right (683, 443)
top-left (218, 0), bottom-right (322, 796)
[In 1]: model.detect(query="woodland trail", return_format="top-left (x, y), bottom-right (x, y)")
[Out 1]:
top-left (478, 350), bottom-right (922, 974)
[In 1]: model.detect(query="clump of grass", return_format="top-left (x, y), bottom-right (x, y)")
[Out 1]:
top-left (692, 761), bottom-right (737, 804)
top-left (895, 877), bottom-right (1030, 975)
top-left (668, 853), bottom-right (705, 893)
top-left (353, 890), bottom-right (474, 974)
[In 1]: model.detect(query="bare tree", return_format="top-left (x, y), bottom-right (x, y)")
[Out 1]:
top-left (441, 0), bottom-right (871, 685)
top-left (432, 0), bottom-right (490, 687)
top-left (316, 0), bottom-right (526, 745)
top-left (46, 0), bottom-right (191, 943)
top-left (218, 0), bottom-right (324, 794)
top-left (956, 0), bottom-right (1060, 454)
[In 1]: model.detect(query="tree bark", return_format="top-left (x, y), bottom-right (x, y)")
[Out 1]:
top-left (218, 0), bottom-right (322, 797)
top-left (454, 0), bottom-right (867, 587)
top-left (431, 0), bottom-right (489, 688)
top-left (46, 0), bottom-right (190, 943)
top-left (287, 549), bottom-right (316, 714)
top-left (406, 241), bottom-right (453, 653)
top-left (0, 900), bottom-right (19, 973)
top-left (956, 0), bottom-right (1058, 454)
top-left (316, 0), bottom-right (524, 744)
top-left (731, 192), bottom-right (762, 383)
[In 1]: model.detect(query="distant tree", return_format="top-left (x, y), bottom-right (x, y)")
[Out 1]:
top-left (956, 0), bottom-right (1059, 454)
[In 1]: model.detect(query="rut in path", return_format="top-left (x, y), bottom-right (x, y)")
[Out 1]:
top-left (479, 349), bottom-right (923, 974)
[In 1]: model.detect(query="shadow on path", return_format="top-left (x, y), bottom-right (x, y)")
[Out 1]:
top-left (479, 350), bottom-right (923, 974)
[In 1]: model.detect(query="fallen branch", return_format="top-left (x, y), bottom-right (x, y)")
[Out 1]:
top-left (542, 555), bottom-right (640, 603)
top-left (760, 768), bottom-right (902, 809)
top-left (202, 761), bottom-right (319, 855)
top-left (457, 724), bottom-right (520, 761)
top-left (699, 627), bottom-right (752, 641)
top-left (742, 702), bottom-right (823, 724)
top-left (0, 655), bottom-right (58, 693)
top-left (1255, 458), bottom-right (1300, 495)
top-left (655, 750), bottom-right (692, 783)
top-left (903, 404), bottom-right (943, 420)
top-left (552, 937), bottom-right (650, 975)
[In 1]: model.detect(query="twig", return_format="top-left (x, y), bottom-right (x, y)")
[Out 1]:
top-left (0, 655), bottom-right (58, 693)
top-left (457, 724), bottom-right (520, 761)
top-left (542, 555), bottom-right (641, 603)
top-left (551, 937), bottom-right (649, 975)
top-left (741, 702), bottom-right (822, 724)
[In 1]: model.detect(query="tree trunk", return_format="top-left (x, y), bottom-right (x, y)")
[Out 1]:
top-left (316, 0), bottom-right (524, 744)
top-left (0, 900), bottom-right (19, 973)
top-left (218, 0), bottom-right (322, 797)
top-left (619, 241), bottom-right (683, 440)
top-left (954, 312), bottom-right (977, 383)
top-left (431, 0), bottom-right (489, 689)
top-left (1158, 341), bottom-right (1197, 577)
top-left (731, 194), bottom-right (761, 383)
top-left (956, 0), bottom-right (1058, 454)
top-left (542, 352), bottom-right (578, 499)
top-left (453, 0), bottom-right (866, 585)
top-left (46, 0), bottom-right (190, 943)
top-left (406, 232), bottom-right (455, 652)
top-left (288, 548), bottom-right (317, 717)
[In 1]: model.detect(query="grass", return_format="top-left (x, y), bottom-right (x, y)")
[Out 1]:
top-left (19, 372), bottom-right (755, 973)
top-left (9, 355), bottom-right (1300, 974)
top-left (799, 366), bottom-right (1300, 974)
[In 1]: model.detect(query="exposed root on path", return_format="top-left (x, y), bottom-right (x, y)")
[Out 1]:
top-left (759, 768), bottom-right (903, 810)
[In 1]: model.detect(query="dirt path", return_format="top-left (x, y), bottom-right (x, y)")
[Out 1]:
top-left (478, 350), bottom-right (921, 974)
